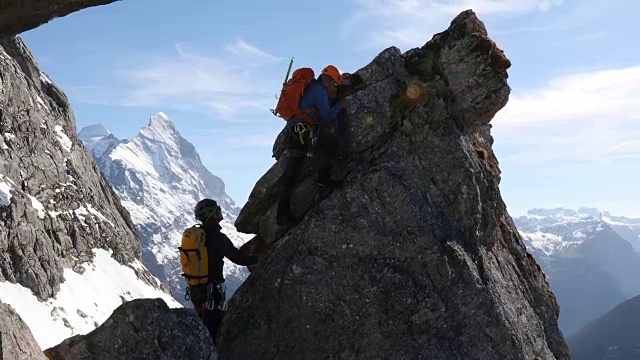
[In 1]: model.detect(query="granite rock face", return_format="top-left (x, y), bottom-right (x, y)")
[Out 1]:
top-left (0, 301), bottom-right (47, 360)
top-left (220, 10), bottom-right (570, 360)
top-left (0, 35), bottom-right (169, 301)
top-left (0, 0), bottom-right (119, 38)
top-left (44, 298), bottom-right (217, 360)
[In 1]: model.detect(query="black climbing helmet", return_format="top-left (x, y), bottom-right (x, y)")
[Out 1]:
top-left (194, 198), bottom-right (219, 223)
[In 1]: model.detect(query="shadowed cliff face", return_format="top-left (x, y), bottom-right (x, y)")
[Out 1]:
top-left (220, 10), bottom-right (571, 360)
top-left (0, 0), bottom-right (119, 38)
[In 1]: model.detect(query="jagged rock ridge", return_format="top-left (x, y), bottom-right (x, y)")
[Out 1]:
top-left (218, 10), bottom-right (570, 360)
top-left (79, 113), bottom-right (253, 306)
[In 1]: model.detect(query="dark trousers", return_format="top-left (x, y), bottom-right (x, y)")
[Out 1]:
top-left (276, 125), bottom-right (309, 221)
top-left (276, 115), bottom-right (347, 221)
top-left (316, 108), bottom-right (349, 177)
top-left (188, 284), bottom-right (225, 346)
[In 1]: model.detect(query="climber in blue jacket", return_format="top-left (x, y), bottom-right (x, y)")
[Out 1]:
top-left (276, 65), bottom-right (349, 226)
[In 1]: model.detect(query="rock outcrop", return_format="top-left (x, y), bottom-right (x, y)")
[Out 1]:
top-left (0, 0), bottom-right (118, 38)
top-left (221, 10), bottom-right (570, 360)
top-left (0, 302), bottom-right (47, 360)
top-left (44, 298), bottom-right (216, 360)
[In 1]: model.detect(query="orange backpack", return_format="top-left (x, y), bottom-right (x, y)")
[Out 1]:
top-left (273, 67), bottom-right (318, 125)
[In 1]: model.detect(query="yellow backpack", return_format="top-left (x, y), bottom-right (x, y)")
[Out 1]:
top-left (178, 225), bottom-right (209, 286)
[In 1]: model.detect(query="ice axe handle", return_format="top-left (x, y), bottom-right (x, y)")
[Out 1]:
top-left (283, 57), bottom-right (294, 86)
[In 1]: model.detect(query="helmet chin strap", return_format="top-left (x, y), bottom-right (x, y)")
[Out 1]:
top-left (203, 209), bottom-right (221, 224)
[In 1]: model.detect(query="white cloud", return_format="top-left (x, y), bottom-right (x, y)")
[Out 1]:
top-left (493, 65), bottom-right (640, 163)
top-left (117, 38), bottom-right (283, 120)
top-left (342, 0), bottom-right (564, 49)
top-left (539, 0), bottom-right (563, 12)
top-left (225, 38), bottom-right (283, 65)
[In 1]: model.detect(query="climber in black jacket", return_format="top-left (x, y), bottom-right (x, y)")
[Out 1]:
top-left (190, 198), bottom-right (258, 346)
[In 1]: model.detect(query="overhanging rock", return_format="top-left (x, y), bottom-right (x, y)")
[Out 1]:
top-left (0, 0), bottom-right (119, 37)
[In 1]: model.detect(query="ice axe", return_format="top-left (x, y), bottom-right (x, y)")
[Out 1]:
top-left (282, 57), bottom-right (294, 86)
top-left (270, 57), bottom-right (294, 117)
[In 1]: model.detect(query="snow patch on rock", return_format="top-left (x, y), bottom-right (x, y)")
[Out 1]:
top-left (0, 248), bottom-right (181, 350)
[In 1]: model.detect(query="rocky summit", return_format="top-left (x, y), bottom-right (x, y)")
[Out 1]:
top-left (220, 10), bottom-right (570, 360)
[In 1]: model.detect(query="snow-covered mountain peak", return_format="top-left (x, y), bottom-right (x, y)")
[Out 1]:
top-left (577, 206), bottom-right (607, 219)
top-left (516, 207), bottom-right (640, 254)
top-left (78, 123), bottom-right (110, 140)
top-left (149, 111), bottom-right (173, 126)
top-left (82, 111), bottom-right (250, 307)
top-left (525, 207), bottom-right (588, 220)
top-left (139, 112), bottom-right (179, 146)
top-left (79, 123), bottom-right (121, 159)
top-left (566, 222), bottom-right (606, 242)
top-left (105, 112), bottom-right (237, 214)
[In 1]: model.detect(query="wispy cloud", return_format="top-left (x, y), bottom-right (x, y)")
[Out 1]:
top-left (342, 0), bottom-right (564, 49)
top-left (493, 65), bottom-right (640, 163)
top-left (116, 38), bottom-right (284, 120)
top-left (225, 38), bottom-right (283, 65)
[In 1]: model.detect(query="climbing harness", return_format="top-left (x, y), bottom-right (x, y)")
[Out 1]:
top-left (205, 281), bottom-right (228, 311)
top-left (291, 122), bottom-right (318, 158)
top-left (293, 122), bottom-right (313, 145)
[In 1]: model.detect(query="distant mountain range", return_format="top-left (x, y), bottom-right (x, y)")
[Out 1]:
top-left (79, 112), bottom-right (254, 306)
top-left (514, 207), bottom-right (640, 336)
top-left (568, 294), bottom-right (640, 360)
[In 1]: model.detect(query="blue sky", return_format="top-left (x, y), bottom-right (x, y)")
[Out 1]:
top-left (20, 0), bottom-right (640, 217)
